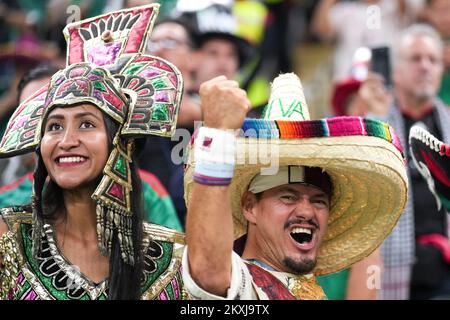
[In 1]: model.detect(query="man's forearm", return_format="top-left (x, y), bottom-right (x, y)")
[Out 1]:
top-left (186, 183), bottom-right (234, 296)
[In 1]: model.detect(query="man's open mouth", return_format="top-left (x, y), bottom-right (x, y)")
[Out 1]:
top-left (290, 227), bottom-right (313, 245)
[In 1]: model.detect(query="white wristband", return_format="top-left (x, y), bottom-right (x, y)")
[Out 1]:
top-left (193, 127), bottom-right (236, 185)
top-left (194, 127), bottom-right (236, 165)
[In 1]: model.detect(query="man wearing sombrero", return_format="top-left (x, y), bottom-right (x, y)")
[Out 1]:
top-left (182, 73), bottom-right (408, 299)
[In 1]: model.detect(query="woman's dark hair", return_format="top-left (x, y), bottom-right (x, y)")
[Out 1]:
top-left (33, 113), bottom-right (144, 300)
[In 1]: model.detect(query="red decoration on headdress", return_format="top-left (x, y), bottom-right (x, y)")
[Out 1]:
top-left (103, 87), bottom-right (126, 112)
top-left (65, 6), bottom-right (157, 65)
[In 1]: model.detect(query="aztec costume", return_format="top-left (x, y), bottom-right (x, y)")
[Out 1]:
top-left (0, 4), bottom-right (186, 300)
top-left (182, 73), bottom-right (408, 299)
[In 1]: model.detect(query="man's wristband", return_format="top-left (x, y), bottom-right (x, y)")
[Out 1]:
top-left (193, 127), bottom-right (236, 186)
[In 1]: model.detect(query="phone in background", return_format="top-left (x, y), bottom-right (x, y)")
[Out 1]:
top-left (370, 46), bottom-right (392, 89)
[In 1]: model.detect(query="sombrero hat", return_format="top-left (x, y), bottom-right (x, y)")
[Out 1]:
top-left (184, 73), bottom-right (408, 276)
top-left (409, 124), bottom-right (450, 212)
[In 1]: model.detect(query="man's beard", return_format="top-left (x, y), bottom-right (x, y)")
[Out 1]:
top-left (283, 257), bottom-right (316, 275)
top-left (415, 92), bottom-right (433, 101)
top-left (412, 86), bottom-right (436, 101)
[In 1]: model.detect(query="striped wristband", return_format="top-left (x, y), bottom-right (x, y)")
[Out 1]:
top-left (193, 127), bottom-right (236, 186)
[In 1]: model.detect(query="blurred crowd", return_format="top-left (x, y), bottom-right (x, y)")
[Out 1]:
top-left (0, 0), bottom-right (449, 300)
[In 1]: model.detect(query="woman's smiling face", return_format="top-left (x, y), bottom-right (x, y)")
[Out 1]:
top-left (40, 103), bottom-right (109, 191)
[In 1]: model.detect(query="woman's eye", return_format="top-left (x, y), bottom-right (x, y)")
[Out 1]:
top-left (47, 123), bottom-right (62, 131)
top-left (80, 121), bottom-right (94, 129)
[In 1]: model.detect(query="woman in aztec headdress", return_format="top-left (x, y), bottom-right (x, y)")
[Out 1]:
top-left (0, 4), bottom-right (186, 300)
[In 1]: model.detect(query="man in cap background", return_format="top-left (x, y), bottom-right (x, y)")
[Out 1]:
top-left (175, 3), bottom-right (253, 93)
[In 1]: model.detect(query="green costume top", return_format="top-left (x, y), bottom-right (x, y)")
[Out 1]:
top-left (0, 205), bottom-right (186, 300)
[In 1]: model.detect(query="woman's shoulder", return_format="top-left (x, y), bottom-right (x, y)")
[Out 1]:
top-left (142, 221), bottom-right (185, 246)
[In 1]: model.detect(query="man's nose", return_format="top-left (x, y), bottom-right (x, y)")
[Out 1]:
top-left (418, 56), bottom-right (434, 71)
top-left (294, 198), bottom-right (315, 220)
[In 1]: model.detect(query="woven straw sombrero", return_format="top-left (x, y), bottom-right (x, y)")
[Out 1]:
top-left (184, 73), bottom-right (408, 276)
top-left (409, 125), bottom-right (450, 212)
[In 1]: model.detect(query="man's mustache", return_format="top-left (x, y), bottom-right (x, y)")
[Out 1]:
top-left (284, 218), bottom-right (319, 230)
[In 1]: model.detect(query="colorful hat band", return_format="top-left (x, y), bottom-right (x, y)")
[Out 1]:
top-left (248, 165), bottom-right (332, 198)
top-left (241, 116), bottom-right (404, 155)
